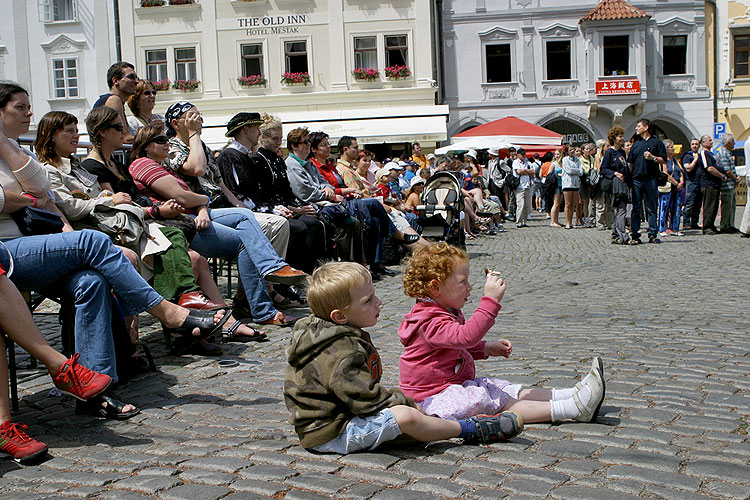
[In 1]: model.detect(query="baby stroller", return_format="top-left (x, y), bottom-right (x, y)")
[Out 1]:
top-left (414, 171), bottom-right (465, 248)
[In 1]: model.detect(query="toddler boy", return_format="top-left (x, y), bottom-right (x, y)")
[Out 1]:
top-left (283, 262), bottom-right (523, 454)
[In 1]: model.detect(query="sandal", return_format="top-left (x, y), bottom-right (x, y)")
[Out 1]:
top-left (270, 290), bottom-right (302, 309)
top-left (221, 320), bottom-right (268, 343)
top-left (75, 391), bottom-right (140, 420)
top-left (163, 308), bottom-right (232, 341)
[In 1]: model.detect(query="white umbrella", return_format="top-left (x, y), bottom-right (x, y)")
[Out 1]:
top-left (434, 138), bottom-right (514, 154)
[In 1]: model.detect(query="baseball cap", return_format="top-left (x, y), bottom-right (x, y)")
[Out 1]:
top-left (375, 167), bottom-right (392, 180)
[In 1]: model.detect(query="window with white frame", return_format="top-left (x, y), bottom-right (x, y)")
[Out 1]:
top-left (284, 40), bottom-right (308, 73)
top-left (603, 35), bottom-right (629, 76)
top-left (485, 44), bottom-right (511, 83)
top-left (241, 43), bottom-right (264, 77)
top-left (546, 40), bottom-right (571, 80)
top-left (145, 49), bottom-right (168, 82)
top-left (175, 47), bottom-right (197, 81)
top-left (51, 57), bottom-right (79, 98)
top-left (39, 0), bottom-right (77, 22)
top-left (662, 35), bottom-right (687, 75)
top-left (354, 37), bottom-right (377, 69)
top-left (735, 34), bottom-right (750, 78)
top-left (385, 35), bottom-right (408, 67)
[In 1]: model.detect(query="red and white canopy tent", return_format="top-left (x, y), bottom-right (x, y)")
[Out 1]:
top-left (437, 116), bottom-right (563, 156)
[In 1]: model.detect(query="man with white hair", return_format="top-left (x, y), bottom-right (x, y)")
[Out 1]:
top-left (695, 134), bottom-right (727, 235)
top-left (716, 134), bottom-right (740, 233)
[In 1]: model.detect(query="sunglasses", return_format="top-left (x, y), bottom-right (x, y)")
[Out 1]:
top-left (143, 90), bottom-right (157, 96)
top-left (150, 135), bottom-right (169, 145)
top-left (122, 73), bottom-right (139, 81)
top-left (108, 123), bottom-right (124, 132)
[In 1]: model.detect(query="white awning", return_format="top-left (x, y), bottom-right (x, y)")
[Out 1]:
top-left (198, 106), bottom-right (449, 150)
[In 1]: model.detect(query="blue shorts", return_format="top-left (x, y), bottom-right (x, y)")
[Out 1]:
top-left (311, 408), bottom-right (402, 454)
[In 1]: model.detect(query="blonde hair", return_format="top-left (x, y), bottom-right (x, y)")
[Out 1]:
top-left (403, 242), bottom-right (468, 298)
top-left (259, 113), bottom-right (282, 137)
top-left (307, 262), bottom-right (372, 319)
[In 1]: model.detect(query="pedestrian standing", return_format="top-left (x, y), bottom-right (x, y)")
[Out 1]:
top-left (716, 134), bottom-right (739, 233)
top-left (600, 126), bottom-right (631, 244)
top-left (695, 135), bottom-right (730, 235)
top-left (549, 148), bottom-right (564, 228)
top-left (627, 119), bottom-right (666, 244)
top-left (657, 139), bottom-right (685, 237)
top-left (682, 138), bottom-right (702, 229)
top-left (594, 139), bottom-right (613, 229)
top-left (579, 144), bottom-right (595, 227)
top-left (512, 148), bottom-right (535, 228)
top-left (561, 146), bottom-right (583, 229)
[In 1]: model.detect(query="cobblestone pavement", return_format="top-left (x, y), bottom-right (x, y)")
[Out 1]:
top-left (2, 213), bottom-right (749, 500)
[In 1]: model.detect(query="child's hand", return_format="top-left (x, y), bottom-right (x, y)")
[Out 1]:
top-left (483, 273), bottom-right (506, 303)
top-left (485, 339), bottom-right (512, 358)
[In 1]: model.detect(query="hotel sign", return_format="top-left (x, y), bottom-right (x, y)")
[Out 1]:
top-left (237, 15), bottom-right (307, 35)
top-left (595, 79), bottom-right (640, 95)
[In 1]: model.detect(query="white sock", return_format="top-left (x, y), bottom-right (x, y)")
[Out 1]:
top-left (550, 384), bottom-right (593, 421)
top-left (551, 387), bottom-right (576, 400)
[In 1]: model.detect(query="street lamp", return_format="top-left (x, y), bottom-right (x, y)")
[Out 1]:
top-left (720, 80), bottom-right (734, 117)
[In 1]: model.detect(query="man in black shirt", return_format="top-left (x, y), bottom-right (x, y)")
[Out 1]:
top-left (627, 118), bottom-right (666, 244)
top-left (681, 138), bottom-right (701, 229)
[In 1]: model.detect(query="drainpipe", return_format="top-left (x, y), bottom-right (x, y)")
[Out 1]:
top-left (707, 0), bottom-right (717, 124)
top-left (113, 0), bottom-right (122, 61)
top-left (433, 0), bottom-right (444, 105)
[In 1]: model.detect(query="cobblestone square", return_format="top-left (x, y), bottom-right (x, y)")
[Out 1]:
top-left (2, 217), bottom-right (748, 499)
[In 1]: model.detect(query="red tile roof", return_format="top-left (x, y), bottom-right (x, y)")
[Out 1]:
top-left (579, 0), bottom-right (650, 23)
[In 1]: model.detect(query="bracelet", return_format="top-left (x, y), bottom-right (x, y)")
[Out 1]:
top-left (146, 206), bottom-right (155, 218)
top-left (21, 193), bottom-right (37, 208)
top-left (189, 132), bottom-right (199, 139)
top-left (153, 204), bottom-right (162, 218)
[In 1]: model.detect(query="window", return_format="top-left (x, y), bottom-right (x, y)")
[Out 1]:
top-left (663, 36), bottom-right (687, 75)
top-left (603, 35), bottom-right (629, 76)
top-left (385, 35), bottom-right (408, 67)
top-left (241, 43), bottom-right (264, 77)
top-left (51, 57), bottom-right (78, 98)
top-left (546, 40), bottom-right (571, 80)
top-left (354, 37), bottom-right (377, 69)
top-left (734, 35), bottom-right (750, 78)
top-left (39, 0), bottom-right (77, 22)
top-left (145, 49), bottom-right (168, 82)
top-left (175, 47), bottom-right (197, 81)
top-left (485, 44), bottom-right (511, 83)
top-left (285, 40), bottom-right (308, 73)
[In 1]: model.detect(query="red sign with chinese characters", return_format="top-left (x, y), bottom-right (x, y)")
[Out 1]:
top-left (596, 79), bottom-right (640, 95)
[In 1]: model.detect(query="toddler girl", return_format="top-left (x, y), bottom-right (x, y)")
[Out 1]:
top-left (398, 242), bottom-right (605, 424)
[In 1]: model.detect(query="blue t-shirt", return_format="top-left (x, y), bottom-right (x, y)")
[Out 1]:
top-left (681, 151), bottom-right (702, 184)
top-left (628, 136), bottom-right (667, 179)
top-left (404, 170), bottom-right (416, 182)
top-left (696, 150), bottom-right (725, 189)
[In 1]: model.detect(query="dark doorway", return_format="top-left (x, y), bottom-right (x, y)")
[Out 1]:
top-left (543, 119), bottom-right (594, 146)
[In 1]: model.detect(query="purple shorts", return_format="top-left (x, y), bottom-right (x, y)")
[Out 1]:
top-left (418, 377), bottom-right (512, 420)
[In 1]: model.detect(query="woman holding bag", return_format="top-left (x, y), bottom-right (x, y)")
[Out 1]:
top-left (657, 139), bottom-right (684, 237)
top-left (0, 82), bottom-right (229, 419)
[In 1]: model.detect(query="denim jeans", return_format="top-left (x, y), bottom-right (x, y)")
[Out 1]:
top-left (630, 177), bottom-right (658, 239)
top-left (188, 207), bottom-right (281, 322)
top-left (684, 179), bottom-right (702, 227)
top-left (311, 408), bottom-right (402, 454)
top-left (0, 230), bottom-right (163, 381)
top-left (344, 198), bottom-right (397, 265)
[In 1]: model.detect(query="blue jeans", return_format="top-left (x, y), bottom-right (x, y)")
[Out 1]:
top-left (188, 208), bottom-right (282, 322)
top-left (0, 230), bottom-right (163, 381)
top-left (630, 177), bottom-right (658, 239)
top-left (658, 190), bottom-right (683, 232)
top-left (344, 198), bottom-right (397, 265)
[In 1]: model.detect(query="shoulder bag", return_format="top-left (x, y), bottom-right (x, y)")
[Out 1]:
top-left (11, 206), bottom-right (64, 236)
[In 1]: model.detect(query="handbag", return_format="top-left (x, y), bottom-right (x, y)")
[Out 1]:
top-left (84, 204), bottom-right (146, 250)
top-left (504, 169), bottom-right (520, 190)
top-left (11, 206), bottom-right (64, 236)
top-left (588, 167), bottom-right (601, 187)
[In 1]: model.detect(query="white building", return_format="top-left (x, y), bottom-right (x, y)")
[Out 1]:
top-left (440, 0), bottom-right (714, 148)
top-left (116, 0), bottom-right (448, 156)
top-left (0, 0), bottom-right (119, 130)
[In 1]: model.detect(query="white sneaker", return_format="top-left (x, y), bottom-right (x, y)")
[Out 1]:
top-left (573, 360), bottom-right (605, 422)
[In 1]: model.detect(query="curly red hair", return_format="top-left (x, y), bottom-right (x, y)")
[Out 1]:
top-left (403, 242), bottom-right (468, 298)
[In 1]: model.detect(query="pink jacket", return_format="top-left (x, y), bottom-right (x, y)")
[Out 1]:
top-left (398, 296), bottom-right (501, 402)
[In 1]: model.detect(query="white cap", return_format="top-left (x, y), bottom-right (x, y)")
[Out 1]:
top-left (427, 153), bottom-right (435, 160)
top-left (488, 147), bottom-right (500, 156)
top-left (466, 150), bottom-right (477, 159)
top-left (410, 176), bottom-right (426, 188)
top-left (375, 167), bottom-right (392, 180)
top-left (397, 161), bottom-right (408, 168)
top-left (385, 161), bottom-right (403, 170)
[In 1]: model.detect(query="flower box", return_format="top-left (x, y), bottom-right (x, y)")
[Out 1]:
top-left (140, 0), bottom-right (166, 6)
top-left (172, 79), bottom-right (201, 92)
top-left (168, 0), bottom-right (195, 4)
top-left (281, 72), bottom-right (311, 85)
top-left (237, 75), bottom-right (267, 87)
top-left (152, 79), bottom-right (171, 91)
top-left (352, 68), bottom-right (380, 82)
top-left (384, 65), bottom-right (411, 79)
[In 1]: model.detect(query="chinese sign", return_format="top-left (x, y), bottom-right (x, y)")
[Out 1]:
top-left (595, 79), bottom-right (640, 95)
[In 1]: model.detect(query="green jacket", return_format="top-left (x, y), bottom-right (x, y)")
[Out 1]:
top-left (284, 314), bottom-right (417, 449)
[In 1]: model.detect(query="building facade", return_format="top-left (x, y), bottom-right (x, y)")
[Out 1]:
top-left (0, 0), bottom-right (119, 130)
top-left (716, 1), bottom-right (750, 143)
top-left (117, 0), bottom-right (447, 155)
top-left (441, 0), bottom-right (714, 149)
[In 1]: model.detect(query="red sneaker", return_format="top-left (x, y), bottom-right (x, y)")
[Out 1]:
top-left (0, 421), bottom-right (48, 464)
top-left (51, 353), bottom-right (112, 401)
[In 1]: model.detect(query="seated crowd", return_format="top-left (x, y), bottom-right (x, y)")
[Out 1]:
top-left (0, 63), bottom-right (434, 462)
